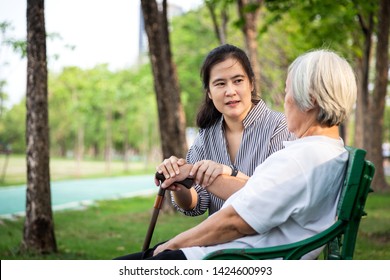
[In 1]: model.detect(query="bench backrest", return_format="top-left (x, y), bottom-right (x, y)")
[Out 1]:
top-left (204, 146), bottom-right (375, 260)
top-left (324, 147), bottom-right (375, 259)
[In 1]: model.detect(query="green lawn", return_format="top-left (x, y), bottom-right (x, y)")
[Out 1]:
top-left (0, 192), bottom-right (389, 260)
top-left (0, 195), bottom-right (205, 260)
top-left (353, 192), bottom-right (390, 259)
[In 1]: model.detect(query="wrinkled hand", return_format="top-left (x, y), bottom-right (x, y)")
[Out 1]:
top-left (190, 160), bottom-right (230, 188)
top-left (153, 242), bottom-right (173, 256)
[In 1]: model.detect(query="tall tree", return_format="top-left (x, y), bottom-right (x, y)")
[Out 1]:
top-left (353, 1), bottom-right (375, 149)
top-left (22, 0), bottom-right (57, 253)
top-left (367, 0), bottom-right (390, 190)
top-left (140, 0), bottom-right (188, 211)
top-left (351, 0), bottom-right (390, 190)
top-left (263, 0), bottom-right (389, 191)
top-left (237, 0), bottom-right (263, 96)
top-left (205, 0), bottom-right (230, 44)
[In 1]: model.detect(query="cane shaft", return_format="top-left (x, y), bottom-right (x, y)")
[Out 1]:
top-left (142, 173), bottom-right (193, 252)
top-left (142, 188), bottom-right (165, 251)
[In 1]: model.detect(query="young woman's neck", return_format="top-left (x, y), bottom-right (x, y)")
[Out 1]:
top-left (224, 117), bottom-right (244, 164)
top-left (224, 117), bottom-right (244, 133)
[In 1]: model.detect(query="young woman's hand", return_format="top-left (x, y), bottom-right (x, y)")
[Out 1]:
top-left (190, 160), bottom-right (231, 188)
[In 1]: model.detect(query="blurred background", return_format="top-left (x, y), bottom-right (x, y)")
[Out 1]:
top-left (0, 0), bottom-right (389, 260)
top-left (0, 0), bottom-right (389, 188)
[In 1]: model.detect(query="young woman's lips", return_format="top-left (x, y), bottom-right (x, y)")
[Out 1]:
top-left (226, 100), bottom-right (240, 106)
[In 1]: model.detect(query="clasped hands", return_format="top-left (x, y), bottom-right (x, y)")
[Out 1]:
top-left (155, 156), bottom-right (231, 190)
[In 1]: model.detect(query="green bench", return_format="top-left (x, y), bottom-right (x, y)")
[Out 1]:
top-left (204, 147), bottom-right (375, 260)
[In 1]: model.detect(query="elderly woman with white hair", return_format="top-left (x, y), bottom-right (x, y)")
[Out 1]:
top-left (115, 49), bottom-right (357, 260)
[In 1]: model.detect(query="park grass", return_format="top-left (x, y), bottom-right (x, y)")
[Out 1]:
top-left (0, 195), bottom-right (205, 260)
top-left (0, 192), bottom-right (389, 260)
top-left (353, 192), bottom-right (390, 259)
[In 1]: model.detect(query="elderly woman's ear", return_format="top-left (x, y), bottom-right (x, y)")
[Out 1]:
top-left (310, 94), bottom-right (317, 105)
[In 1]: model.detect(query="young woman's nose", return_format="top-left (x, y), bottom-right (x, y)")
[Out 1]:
top-left (225, 83), bottom-right (236, 96)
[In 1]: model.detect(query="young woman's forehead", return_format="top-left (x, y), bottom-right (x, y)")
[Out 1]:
top-left (210, 59), bottom-right (246, 76)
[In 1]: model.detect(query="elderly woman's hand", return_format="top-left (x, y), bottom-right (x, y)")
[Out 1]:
top-left (153, 240), bottom-right (177, 256)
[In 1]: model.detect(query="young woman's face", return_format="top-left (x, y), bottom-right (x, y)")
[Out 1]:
top-left (208, 58), bottom-right (254, 123)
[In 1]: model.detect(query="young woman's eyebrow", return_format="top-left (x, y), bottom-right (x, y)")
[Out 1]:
top-left (211, 74), bottom-right (245, 85)
top-left (231, 74), bottom-right (245, 80)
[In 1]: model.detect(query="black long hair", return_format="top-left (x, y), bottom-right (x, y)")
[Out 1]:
top-left (197, 44), bottom-right (260, 128)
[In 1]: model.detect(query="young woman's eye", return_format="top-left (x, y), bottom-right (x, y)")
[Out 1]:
top-left (234, 79), bottom-right (243, 84)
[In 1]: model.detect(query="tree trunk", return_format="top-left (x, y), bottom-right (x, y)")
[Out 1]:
top-left (22, 0), bottom-right (57, 253)
top-left (124, 126), bottom-right (130, 172)
top-left (141, 0), bottom-right (188, 213)
top-left (105, 106), bottom-right (112, 174)
top-left (205, 1), bottom-right (228, 44)
top-left (368, 0), bottom-right (390, 191)
top-left (354, 58), bottom-right (367, 149)
top-left (238, 0), bottom-right (262, 97)
top-left (72, 88), bottom-right (84, 175)
top-left (75, 124), bottom-right (84, 177)
top-left (354, 12), bottom-right (374, 149)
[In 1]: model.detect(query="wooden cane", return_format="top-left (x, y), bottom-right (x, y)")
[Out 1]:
top-left (142, 172), bottom-right (194, 251)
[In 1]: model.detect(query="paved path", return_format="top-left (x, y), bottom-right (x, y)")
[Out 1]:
top-left (0, 175), bottom-right (157, 219)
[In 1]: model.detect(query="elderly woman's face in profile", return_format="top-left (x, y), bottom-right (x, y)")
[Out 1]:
top-left (284, 75), bottom-right (308, 138)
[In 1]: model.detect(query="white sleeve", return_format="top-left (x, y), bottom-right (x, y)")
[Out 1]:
top-left (231, 152), bottom-right (307, 234)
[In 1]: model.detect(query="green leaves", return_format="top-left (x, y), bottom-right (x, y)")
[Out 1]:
top-left (47, 64), bottom-right (158, 159)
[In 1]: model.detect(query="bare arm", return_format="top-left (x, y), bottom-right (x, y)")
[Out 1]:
top-left (171, 186), bottom-right (198, 211)
top-left (153, 205), bottom-right (256, 255)
top-left (205, 174), bottom-right (248, 200)
top-left (162, 165), bottom-right (248, 202)
top-left (189, 160), bottom-right (249, 188)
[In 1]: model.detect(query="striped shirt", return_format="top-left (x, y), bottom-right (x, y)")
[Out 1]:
top-left (171, 100), bottom-right (294, 216)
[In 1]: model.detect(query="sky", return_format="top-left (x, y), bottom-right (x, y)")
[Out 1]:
top-left (0, 0), bottom-right (202, 108)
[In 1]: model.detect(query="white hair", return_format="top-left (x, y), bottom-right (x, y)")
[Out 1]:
top-left (288, 50), bottom-right (357, 126)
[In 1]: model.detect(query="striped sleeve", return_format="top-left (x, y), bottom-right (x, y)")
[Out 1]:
top-left (170, 129), bottom-right (211, 216)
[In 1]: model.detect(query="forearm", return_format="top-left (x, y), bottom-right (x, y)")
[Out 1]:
top-left (172, 187), bottom-right (198, 210)
top-left (156, 206), bottom-right (255, 253)
top-left (206, 174), bottom-right (248, 200)
top-left (164, 165), bottom-right (248, 202)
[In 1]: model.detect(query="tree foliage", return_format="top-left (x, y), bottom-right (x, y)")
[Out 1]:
top-left (47, 63), bottom-right (159, 163)
top-left (0, 0), bottom-right (388, 189)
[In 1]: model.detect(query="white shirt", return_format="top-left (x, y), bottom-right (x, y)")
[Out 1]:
top-left (182, 136), bottom-right (348, 260)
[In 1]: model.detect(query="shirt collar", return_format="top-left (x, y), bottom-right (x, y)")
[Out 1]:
top-left (218, 100), bottom-right (268, 129)
top-left (242, 100), bottom-right (267, 128)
